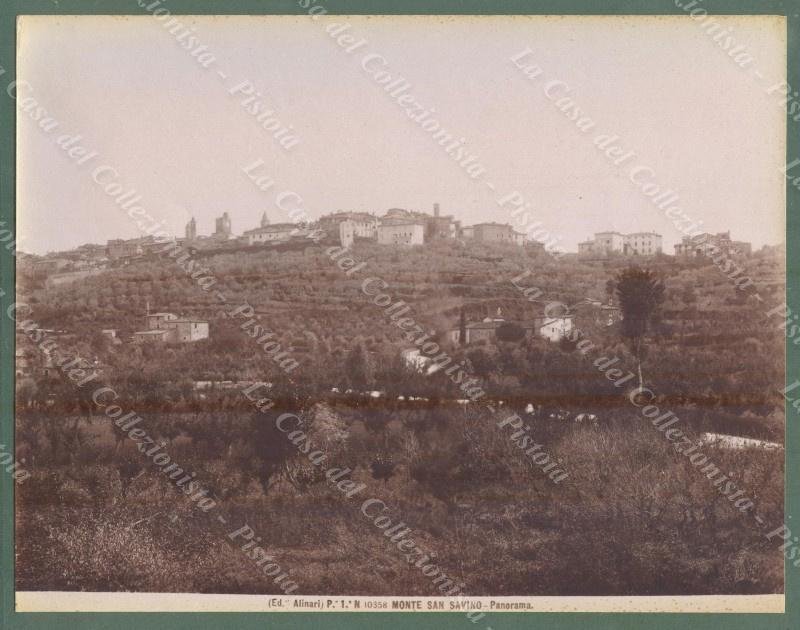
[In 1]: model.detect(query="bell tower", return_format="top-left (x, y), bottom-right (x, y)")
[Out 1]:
top-left (185, 217), bottom-right (197, 240)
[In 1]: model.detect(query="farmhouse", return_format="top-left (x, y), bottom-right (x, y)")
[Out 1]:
top-left (539, 315), bottom-right (575, 342)
top-left (133, 310), bottom-right (209, 344)
top-left (449, 310), bottom-right (575, 344)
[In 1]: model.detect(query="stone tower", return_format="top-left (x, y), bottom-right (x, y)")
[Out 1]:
top-left (185, 217), bottom-right (197, 240)
top-left (214, 212), bottom-right (232, 240)
top-left (260, 211), bottom-right (270, 228)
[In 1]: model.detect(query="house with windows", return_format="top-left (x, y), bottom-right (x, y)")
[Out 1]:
top-left (133, 310), bottom-right (209, 344)
top-left (623, 232), bottom-right (662, 256)
top-left (242, 223), bottom-right (299, 245)
top-left (578, 231), bottom-right (662, 258)
top-left (471, 222), bottom-right (525, 246)
top-left (317, 211), bottom-right (379, 239)
top-left (447, 309), bottom-right (573, 344)
top-left (377, 220), bottom-right (425, 246)
top-left (379, 204), bottom-right (458, 242)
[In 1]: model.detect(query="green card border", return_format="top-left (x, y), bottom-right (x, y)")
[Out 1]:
top-left (0, 1), bottom-right (797, 628)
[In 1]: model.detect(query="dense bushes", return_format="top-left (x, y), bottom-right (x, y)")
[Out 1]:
top-left (15, 401), bottom-right (784, 595)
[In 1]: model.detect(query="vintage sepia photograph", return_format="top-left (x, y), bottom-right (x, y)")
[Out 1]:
top-left (7, 9), bottom-right (792, 617)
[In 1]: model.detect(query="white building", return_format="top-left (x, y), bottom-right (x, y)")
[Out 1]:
top-left (539, 316), bottom-right (574, 342)
top-left (166, 319), bottom-right (209, 343)
top-left (578, 231), bottom-right (662, 257)
top-left (318, 212), bottom-right (378, 239)
top-left (623, 232), bottom-right (662, 256)
top-left (136, 311), bottom-right (209, 344)
top-left (377, 221), bottom-right (425, 246)
top-left (243, 223), bottom-right (298, 245)
top-left (594, 231), bottom-right (625, 254)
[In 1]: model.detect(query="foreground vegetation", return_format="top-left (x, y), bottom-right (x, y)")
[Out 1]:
top-left (16, 403), bottom-right (783, 595)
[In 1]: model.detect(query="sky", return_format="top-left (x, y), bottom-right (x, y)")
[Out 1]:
top-left (16, 14), bottom-right (786, 255)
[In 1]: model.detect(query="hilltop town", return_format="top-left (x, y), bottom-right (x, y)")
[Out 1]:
top-left (21, 202), bottom-right (760, 289)
top-left (14, 199), bottom-right (773, 366)
top-left (25, 203), bottom-right (538, 279)
top-left (14, 200), bottom-right (775, 362)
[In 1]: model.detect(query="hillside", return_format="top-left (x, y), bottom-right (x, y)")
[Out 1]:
top-left (17, 239), bottom-right (785, 439)
top-left (14, 240), bottom-right (786, 597)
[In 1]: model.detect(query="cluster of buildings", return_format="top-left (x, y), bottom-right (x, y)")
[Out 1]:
top-left (29, 243), bottom-right (107, 271)
top-left (240, 212), bottom-right (308, 246)
top-left (104, 212), bottom-right (239, 261)
top-left (448, 309), bottom-right (576, 345)
top-left (371, 204), bottom-right (460, 246)
top-left (15, 311), bottom-right (209, 382)
top-left (106, 237), bottom-right (157, 260)
top-left (232, 203), bottom-right (533, 250)
top-left (405, 306), bottom-right (585, 375)
top-left (349, 204), bottom-right (530, 248)
top-left (175, 203), bottom-right (534, 251)
top-left (578, 229), bottom-right (755, 261)
top-left (97, 218), bottom-right (755, 261)
top-left (673, 231), bottom-right (752, 258)
top-left (448, 300), bottom-right (622, 347)
top-left (132, 309), bottom-right (210, 345)
top-left (23, 203), bottom-right (757, 276)
top-left (14, 308), bottom-right (209, 382)
top-left (578, 231), bottom-right (664, 258)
